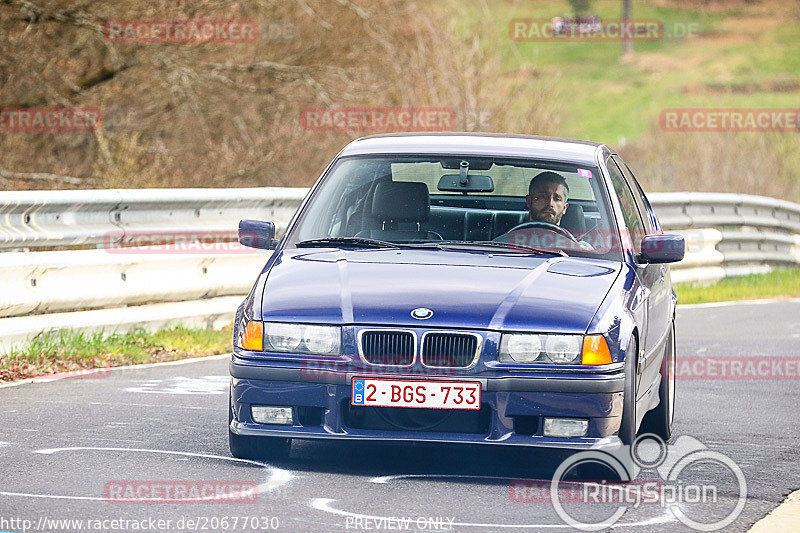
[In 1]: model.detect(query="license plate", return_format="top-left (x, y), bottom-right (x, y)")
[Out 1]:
top-left (351, 378), bottom-right (481, 410)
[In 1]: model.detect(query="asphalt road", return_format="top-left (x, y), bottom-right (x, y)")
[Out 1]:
top-left (1, 300), bottom-right (799, 533)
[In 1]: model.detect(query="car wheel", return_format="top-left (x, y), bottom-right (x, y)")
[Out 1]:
top-left (640, 320), bottom-right (676, 441)
top-left (619, 335), bottom-right (638, 445)
top-left (228, 395), bottom-right (291, 461)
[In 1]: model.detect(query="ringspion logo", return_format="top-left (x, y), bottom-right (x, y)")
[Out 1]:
top-left (548, 434), bottom-right (747, 531)
top-left (104, 20), bottom-right (258, 43)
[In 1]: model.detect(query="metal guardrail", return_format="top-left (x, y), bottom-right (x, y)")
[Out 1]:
top-left (0, 188), bottom-right (798, 351)
top-left (648, 192), bottom-right (800, 283)
top-left (0, 187), bottom-right (307, 350)
top-left (0, 187), bottom-right (307, 249)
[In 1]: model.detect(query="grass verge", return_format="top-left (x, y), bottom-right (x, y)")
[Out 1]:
top-left (0, 325), bottom-right (232, 383)
top-left (676, 268), bottom-right (800, 305)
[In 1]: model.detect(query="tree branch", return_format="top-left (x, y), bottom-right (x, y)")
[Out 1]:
top-left (0, 168), bottom-right (90, 185)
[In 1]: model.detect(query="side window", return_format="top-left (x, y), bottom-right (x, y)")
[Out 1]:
top-left (613, 156), bottom-right (655, 233)
top-left (607, 158), bottom-right (646, 253)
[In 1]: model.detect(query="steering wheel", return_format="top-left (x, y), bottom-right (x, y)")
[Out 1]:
top-left (507, 221), bottom-right (580, 245)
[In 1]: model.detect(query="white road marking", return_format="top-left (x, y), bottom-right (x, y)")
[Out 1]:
top-left (372, 473), bottom-right (523, 484)
top-left (0, 447), bottom-right (292, 502)
top-left (24, 400), bottom-right (215, 410)
top-left (310, 498), bottom-right (676, 529)
top-left (49, 436), bottom-right (147, 444)
top-left (0, 441), bottom-right (11, 448)
top-left (678, 298), bottom-right (800, 310)
top-left (124, 375), bottom-right (229, 395)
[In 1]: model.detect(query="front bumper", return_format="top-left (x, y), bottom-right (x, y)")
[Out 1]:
top-left (230, 356), bottom-right (625, 449)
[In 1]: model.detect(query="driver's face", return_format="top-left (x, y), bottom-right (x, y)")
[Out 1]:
top-left (526, 182), bottom-right (568, 224)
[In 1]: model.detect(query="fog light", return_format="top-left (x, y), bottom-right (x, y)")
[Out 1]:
top-left (543, 417), bottom-right (588, 438)
top-left (251, 406), bottom-right (294, 425)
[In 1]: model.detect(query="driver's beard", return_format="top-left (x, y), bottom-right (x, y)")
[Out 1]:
top-left (534, 213), bottom-right (558, 224)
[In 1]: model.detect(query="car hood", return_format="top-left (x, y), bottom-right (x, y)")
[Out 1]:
top-left (260, 249), bottom-right (621, 333)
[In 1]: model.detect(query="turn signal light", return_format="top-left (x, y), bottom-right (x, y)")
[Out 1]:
top-left (240, 321), bottom-right (263, 351)
top-left (582, 335), bottom-right (612, 365)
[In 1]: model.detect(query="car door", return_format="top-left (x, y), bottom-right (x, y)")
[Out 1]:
top-left (606, 156), bottom-right (663, 407)
top-left (612, 155), bottom-right (672, 394)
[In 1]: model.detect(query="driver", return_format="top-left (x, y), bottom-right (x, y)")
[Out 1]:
top-left (525, 171), bottom-right (569, 225)
top-left (493, 171), bottom-right (593, 250)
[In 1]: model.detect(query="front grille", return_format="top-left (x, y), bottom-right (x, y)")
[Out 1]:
top-left (360, 330), bottom-right (415, 365)
top-left (422, 333), bottom-right (479, 367)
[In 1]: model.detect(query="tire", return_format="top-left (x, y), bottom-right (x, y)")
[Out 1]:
top-left (640, 320), bottom-right (676, 441)
top-left (618, 335), bottom-right (638, 445)
top-left (228, 395), bottom-right (291, 461)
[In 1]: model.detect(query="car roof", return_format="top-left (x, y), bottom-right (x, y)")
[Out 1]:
top-left (339, 132), bottom-right (607, 166)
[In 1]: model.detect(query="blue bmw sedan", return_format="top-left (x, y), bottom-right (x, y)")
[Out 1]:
top-left (228, 133), bottom-right (684, 459)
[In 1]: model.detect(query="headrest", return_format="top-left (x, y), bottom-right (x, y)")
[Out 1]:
top-left (560, 203), bottom-right (585, 233)
top-left (371, 181), bottom-right (430, 222)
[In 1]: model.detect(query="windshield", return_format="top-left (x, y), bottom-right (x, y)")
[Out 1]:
top-left (284, 155), bottom-right (623, 260)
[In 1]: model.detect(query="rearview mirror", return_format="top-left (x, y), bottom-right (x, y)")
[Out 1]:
top-left (239, 219), bottom-right (277, 250)
top-left (639, 234), bottom-right (685, 264)
top-left (437, 174), bottom-right (494, 193)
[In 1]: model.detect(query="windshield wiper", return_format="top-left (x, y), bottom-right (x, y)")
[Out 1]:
top-left (430, 240), bottom-right (568, 256)
top-left (296, 237), bottom-right (399, 249)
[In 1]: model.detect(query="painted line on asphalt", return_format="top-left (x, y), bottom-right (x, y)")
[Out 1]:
top-left (678, 297), bottom-right (800, 310)
top-left (372, 473), bottom-right (523, 484)
top-left (0, 447), bottom-right (292, 501)
top-left (0, 353), bottom-right (229, 389)
top-left (123, 375), bottom-right (229, 395)
top-left (25, 400), bottom-right (217, 410)
top-left (310, 498), bottom-right (676, 529)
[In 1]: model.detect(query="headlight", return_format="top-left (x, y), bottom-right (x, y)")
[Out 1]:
top-left (500, 334), bottom-right (543, 363)
top-left (499, 334), bottom-right (582, 364)
top-left (263, 322), bottom-right (341, 356)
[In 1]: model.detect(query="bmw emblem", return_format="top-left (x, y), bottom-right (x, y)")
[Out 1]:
top-left (411, 307), bottom-right (433, 320)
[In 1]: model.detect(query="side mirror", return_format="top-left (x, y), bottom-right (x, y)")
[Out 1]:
top-left (238, 219), bottom-right (277, 250)
top-left (639, 234), bottom-right (685, 264)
